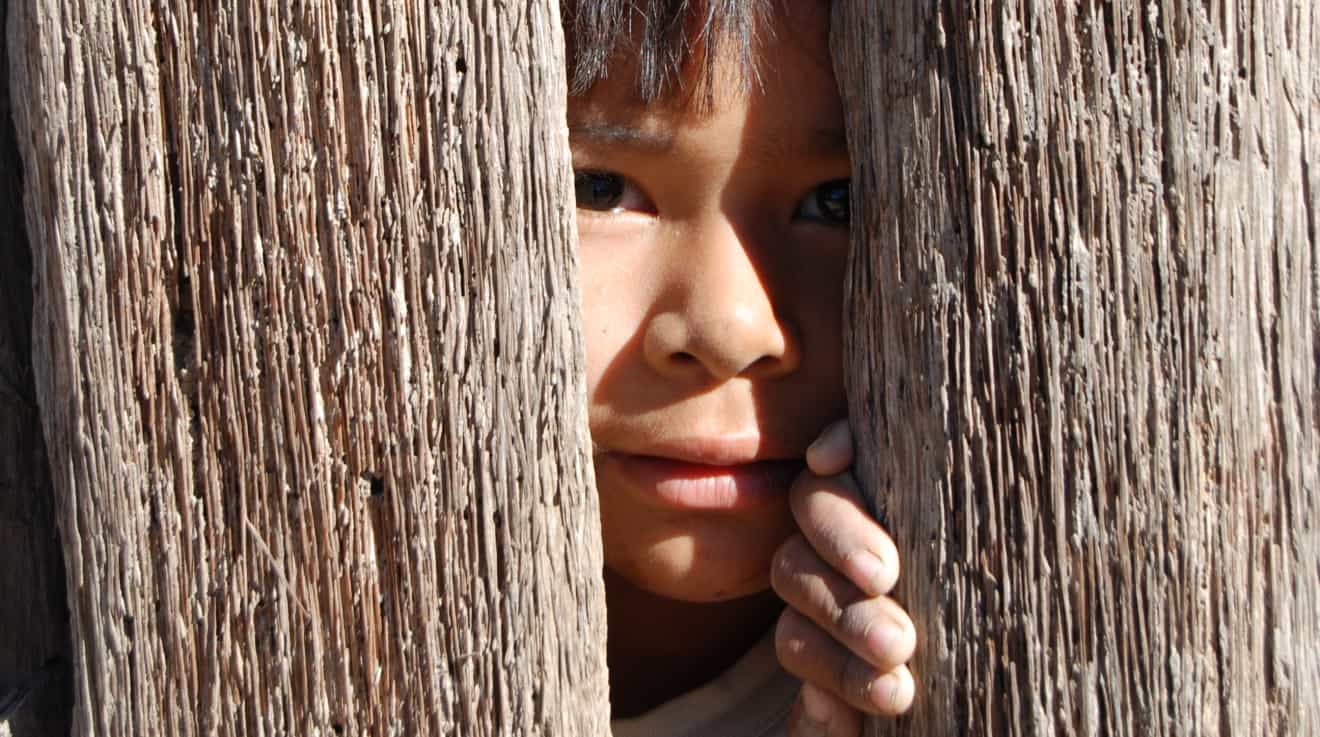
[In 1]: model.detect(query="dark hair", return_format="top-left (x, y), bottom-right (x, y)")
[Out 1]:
top-left (561, 0), bottom-right (777, 102)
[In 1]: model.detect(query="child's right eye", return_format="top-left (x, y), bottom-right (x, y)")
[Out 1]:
top-left (792, 179), bottom-right (851, 227)
top-left (573, 170), bottom-right (650, 213)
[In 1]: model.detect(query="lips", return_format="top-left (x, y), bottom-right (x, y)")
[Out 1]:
top-left (596, 436), bottom-right (805, 511)
top-left (607, 455), bottom-right (802, 510)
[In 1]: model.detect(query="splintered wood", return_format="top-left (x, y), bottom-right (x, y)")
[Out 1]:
top-left (834, 1), bottom-right (1318, 735)
top-left (8, 1), bottom-right (609, 735)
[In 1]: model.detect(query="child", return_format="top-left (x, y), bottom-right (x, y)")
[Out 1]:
top-left (563, 1), bottom-right (916, 735)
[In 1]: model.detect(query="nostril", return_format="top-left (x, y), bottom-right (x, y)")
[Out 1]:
top-left (673, 351), bottom-right (699, 364)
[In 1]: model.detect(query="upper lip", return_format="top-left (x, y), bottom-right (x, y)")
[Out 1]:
top-left (603, 435), bottom-right (804, 466)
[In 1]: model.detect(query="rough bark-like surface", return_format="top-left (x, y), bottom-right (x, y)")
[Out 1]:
top-left (834, 1), bottom-right (1317, 736)
top-left (7, 0), bottom-right (610, 734)
top-left (0, 0), bottom-right (72, 730)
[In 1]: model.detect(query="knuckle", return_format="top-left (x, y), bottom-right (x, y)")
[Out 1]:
top-left (834, 601), bottom-right (871, 641)
top-left (789, 471), bottom-right (823, 517)
top-left (795, 490), bottom-right (865, 561)
top-left (770, 535), bottom-right (809, 593)
top-left (774, 610), bottom-right (810, 665)
top-left (838, 655), bottom-right (879, 711)
top-left (803, 518), bottom-right (851, 566)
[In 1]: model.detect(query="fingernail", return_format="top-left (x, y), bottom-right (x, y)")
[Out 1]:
top-left (851, 550), bottom-right (892, 596)
top-left (805, 422), bottom-right (849, 472)
top-left (866, 620), bottom-right (902, 663)
top-left (868, 672), bottom-right (902, 712)
top-left (807, 420), bottom-right (848, 457)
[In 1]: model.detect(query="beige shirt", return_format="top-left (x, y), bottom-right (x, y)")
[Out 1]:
top-left (611, 633), bottom-right (799, 737)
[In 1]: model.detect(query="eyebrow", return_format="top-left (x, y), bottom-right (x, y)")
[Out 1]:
top-left (568, 121), bottom-right (676, 154)
top-left (567, 120), bottom-right (851, 161)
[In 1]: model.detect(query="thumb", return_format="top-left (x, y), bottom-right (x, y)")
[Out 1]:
top-left (805, 420), bottom-right (854, 477)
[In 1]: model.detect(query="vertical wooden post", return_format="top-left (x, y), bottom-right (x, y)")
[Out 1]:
top-left (7, 0), bottom-right (610, 734)
top-left (834, 1), bottom-right (1318, 734)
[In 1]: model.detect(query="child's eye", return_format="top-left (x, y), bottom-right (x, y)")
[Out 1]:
top-left (793, 179), bottom-right (850, 226)
top-left (573, 170), bottom-right (650, 213)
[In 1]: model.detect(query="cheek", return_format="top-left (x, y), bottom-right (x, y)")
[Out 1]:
top-left (777, 244), bottom-right (848, 391)
top-left (576, 220), bottom-right (652, 399)
top-left (578, 281), bottom-right (608, 395)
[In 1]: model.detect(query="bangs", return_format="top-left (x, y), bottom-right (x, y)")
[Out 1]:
top-left (561, 0), bottom-right (778, 103)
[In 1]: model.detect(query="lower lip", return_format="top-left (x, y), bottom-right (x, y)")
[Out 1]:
top-left (604, 455), bottom-right (802, 510)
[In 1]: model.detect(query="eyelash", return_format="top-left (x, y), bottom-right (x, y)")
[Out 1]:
top-left (573, 171), bottom-right (653, 214)
top-left (793, 179), bottom-right (850, 227)
top-left (571, 169), bottom-right (850, 227)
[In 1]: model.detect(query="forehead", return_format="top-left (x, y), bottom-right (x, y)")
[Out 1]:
top-left (568, 6), bottom-right (844, 160)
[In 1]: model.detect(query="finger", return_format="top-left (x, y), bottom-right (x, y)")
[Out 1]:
top-left (772, 535), bottom-right (916, 673)
top-left (776, 607), bottom-right (916, 716)
top-left (785, 682), bottom-right (862, 737)
top-left (790, 471), bottom-right (899, 597)
top-left (806, 420), bottom-right (854, 476)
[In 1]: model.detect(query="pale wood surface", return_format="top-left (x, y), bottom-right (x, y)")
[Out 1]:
top-left (7, 0), bottom-right (609, 734)
top-left (835, 1), bottom-right (1318, 735)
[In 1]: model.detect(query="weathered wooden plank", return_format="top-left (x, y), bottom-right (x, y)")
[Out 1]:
top-left (835, 0), bottom-right (1318, 734)
top-left (7, 0), bottom-right (609, 734)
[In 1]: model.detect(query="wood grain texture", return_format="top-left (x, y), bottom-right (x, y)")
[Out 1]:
top-left (7, 0), bottom-right (610, 734)
top-left (833, 1), bottom-right (1317, 735)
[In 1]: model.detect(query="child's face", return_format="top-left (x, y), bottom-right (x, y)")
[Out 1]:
top-left (570, 10), bottom-right (848, 603)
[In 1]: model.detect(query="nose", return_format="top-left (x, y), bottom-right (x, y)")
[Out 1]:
top-left (642, 217), bottom-right (801, 382)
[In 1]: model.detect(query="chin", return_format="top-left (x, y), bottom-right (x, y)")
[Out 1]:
top-left (604, 516), bottom-right (793, 603)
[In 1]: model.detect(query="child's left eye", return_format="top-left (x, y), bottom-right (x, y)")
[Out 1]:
top-left (573, 170), bottom-right (652, 213)
top-left (793, 179), bottom-right (850, 226)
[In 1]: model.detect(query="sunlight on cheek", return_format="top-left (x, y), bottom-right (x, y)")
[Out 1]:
top-left (576, 220), bottom-right (657, 400)
top-left (578, 285), bottom-right (629, 398)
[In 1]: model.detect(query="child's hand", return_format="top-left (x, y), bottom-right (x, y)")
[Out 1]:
top-left (772, 420), bottom-right (915, 737)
